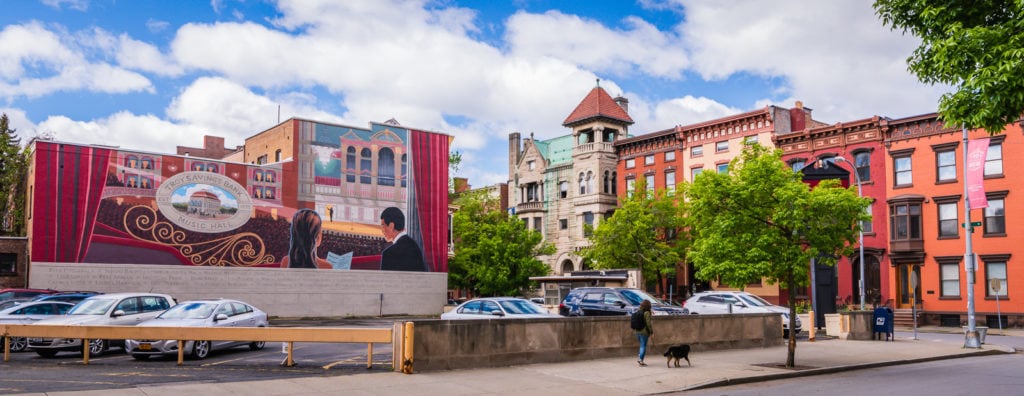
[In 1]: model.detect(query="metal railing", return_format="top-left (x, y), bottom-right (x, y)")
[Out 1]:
top-left (2, 323), bottom-right (414, 372)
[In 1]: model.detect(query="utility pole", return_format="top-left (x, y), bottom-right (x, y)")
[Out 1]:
top-left (962, 124), bottom-right (980, 349)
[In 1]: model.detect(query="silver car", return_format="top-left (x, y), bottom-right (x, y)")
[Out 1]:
top-left (684, 291), bottom-right (802, 338)
top-left (441, 297), bottom-right (560, 319)
top-left (29, 292), bottom-right (176, 357)
top-left (125, 299), bottom-right (269, 360)
top-left (0, 301), bottom-right (75, 352)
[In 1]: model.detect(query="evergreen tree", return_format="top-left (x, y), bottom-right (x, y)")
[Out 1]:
top-left (0, 114), bottom-right (29, 235)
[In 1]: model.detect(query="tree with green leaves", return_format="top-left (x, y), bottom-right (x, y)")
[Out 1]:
top-left (0, 114), bottom-right (29, 236)
top-left (580, 177), bottom-right (688, 294)
top-left (449, 189), bottom-right (554, 296)
top-left (684, 145), bottom-right (870, 367)
top-left (874, 0), bottom-right (1024, 133)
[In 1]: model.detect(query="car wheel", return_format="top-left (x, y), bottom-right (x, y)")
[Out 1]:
top-left (9, 337), bottom-right (28, 352)
top-left (36, 350), bottom-right (58, 358)
top-left (88, 339), bottom-right (107, 357)
top-left (131, 354), bottom-right (150, 360)
top-left (191, 340), bottom-right (211, 359)
top-left (249, 341), bottom-right (265, 351)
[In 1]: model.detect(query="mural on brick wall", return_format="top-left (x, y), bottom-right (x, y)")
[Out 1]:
top-left (28, 123), bottom-right (449, 272)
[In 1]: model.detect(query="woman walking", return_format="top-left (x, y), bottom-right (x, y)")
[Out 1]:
top-left (636, 300), bottom-right (653, 366)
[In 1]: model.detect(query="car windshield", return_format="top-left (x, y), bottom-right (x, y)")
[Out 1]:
top-left (619, 289), bottom-right (661, 306)
top-left (158, 302), bottom-right (216, 319)
top-left (0, 292), bottom-right (14, 300)
top-left (737, 294), bottom-right (770, 307)
top-left (69, 298), bottom-right (116, 315)
top-left (498, 299), bottom-right (547, 315)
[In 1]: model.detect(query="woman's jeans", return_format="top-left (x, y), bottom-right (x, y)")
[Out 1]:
top-left (636, 333), bottom-right (649, 361)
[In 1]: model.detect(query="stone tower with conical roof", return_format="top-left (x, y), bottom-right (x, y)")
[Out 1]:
top-left (508, 80), bottom-right (633, 278)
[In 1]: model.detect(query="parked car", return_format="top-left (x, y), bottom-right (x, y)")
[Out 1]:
top-left (125, 299), bottom-right (269, 360)
top-left (0, 298), bottom-right (31, 311)
top-left (683, 291), bottom-right (801, 338)
top-left (0, 301), bottom-right (75, 352)
top-left (0, 288), bottom-right (59, 302)
top-left (558, 287), bottom-right (688, 316)
top-left (441, 297), bottom-right (560, 320)
top-left (28, 292), bottom-right (176, 357)
top-left (31, 291), bottom-right (102, 304)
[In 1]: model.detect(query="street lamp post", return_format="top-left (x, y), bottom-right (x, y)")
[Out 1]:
top-left (831, 156), bottom-right (867, 311)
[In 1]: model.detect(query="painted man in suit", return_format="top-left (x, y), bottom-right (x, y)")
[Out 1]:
top-left (379, 207), bottom-right (426, 272)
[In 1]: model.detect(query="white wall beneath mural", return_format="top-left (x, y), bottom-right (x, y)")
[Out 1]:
top-left (29, 262), bottom-right (446, 318)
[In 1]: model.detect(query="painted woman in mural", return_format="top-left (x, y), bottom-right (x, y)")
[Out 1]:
top-left (281, 208), bottom-right (330, 269)
top-left (379, 207), bottom-right (426, 272)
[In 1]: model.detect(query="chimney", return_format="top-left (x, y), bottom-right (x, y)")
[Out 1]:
top-left (614, 95), bottom-right (629, 114)
top-left (454, 177), bottom-right (470, 193)
top-left (509, 132), bottom-right (522, 182)
top-left (790, 101), bottom-right (807, 131)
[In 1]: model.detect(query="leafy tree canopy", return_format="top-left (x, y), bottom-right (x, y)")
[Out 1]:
top-left (683, 145), bottom-right (869, 367)
top-left (875, 0), bottom-right (1024, 133)
top-left (449, 190), bottom-right (553, 296)
top-left (581, 178), bottom-right (687, 291)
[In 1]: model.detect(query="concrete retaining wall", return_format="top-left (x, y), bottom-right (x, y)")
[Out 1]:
top-left (411, 313), bottom-right (784, 371)
top-left (29, 262), bottom-right (447, 317)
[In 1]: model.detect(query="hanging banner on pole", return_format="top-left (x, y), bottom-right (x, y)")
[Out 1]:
top-left (966, 138), bottom-right (989, 209)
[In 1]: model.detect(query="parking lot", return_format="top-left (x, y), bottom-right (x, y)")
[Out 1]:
top-left (1, 319), bottom-right (398, 394)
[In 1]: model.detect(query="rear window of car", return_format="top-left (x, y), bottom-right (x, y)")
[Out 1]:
top-left (498, 300), bottom-right (545, 314)
top-left (460, 300), bottom-right (483, 314)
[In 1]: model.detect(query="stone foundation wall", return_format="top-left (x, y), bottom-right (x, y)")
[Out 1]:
top-left (411, 313), bottom-right (783, 371)
top-left (29, 262), bottom-right (446, 317)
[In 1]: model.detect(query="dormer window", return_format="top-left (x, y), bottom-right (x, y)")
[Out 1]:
top-left (528, 160), bottom-right (535, 170)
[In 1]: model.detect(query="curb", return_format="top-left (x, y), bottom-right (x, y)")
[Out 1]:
top-left (678, 347), bottom-right (1011, 392)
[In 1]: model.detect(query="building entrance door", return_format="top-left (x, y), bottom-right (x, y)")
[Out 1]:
top-left (896, 264), bottom-right (921, 309)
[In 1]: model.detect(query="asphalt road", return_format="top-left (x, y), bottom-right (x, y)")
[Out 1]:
top-left (0, 318), bottom-right (398, 394)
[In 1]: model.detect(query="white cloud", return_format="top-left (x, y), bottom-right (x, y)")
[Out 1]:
top-left (506, 11), bottom-right (689, 79)
top-left (678, 0), bottom-right (945, 121)
top-left (0, 22), bottom-right (153, 99)
top-left (0, 108), bottom-right (37, 143)
top-left (146, 19), bottom-right (171, 34)
top-left (116, 34), bottom-right (185, 76)
top-left (41, 0), bottom-right (88, 11)
top-left (167, 77), bottom-right (346, 145)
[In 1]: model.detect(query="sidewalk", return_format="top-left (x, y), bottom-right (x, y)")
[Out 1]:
top-left (24, 330), bottom-right (1018, 396)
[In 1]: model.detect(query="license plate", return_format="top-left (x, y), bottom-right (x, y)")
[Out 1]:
top-left (139, 343), bottom-right (151, 351)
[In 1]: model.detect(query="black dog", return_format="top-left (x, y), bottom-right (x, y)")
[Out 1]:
top-left (663, 344), bottom-right (691, 367)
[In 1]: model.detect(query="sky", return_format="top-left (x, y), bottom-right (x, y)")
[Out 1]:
top-left (1, 0), bottom-right (948, 187)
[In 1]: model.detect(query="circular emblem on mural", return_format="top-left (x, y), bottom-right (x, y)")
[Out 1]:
top-left (156, 172), bottom-right (253, 233)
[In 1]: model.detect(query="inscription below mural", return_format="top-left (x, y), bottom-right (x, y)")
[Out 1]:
top-left (156, 172), bottom-right (253, 233)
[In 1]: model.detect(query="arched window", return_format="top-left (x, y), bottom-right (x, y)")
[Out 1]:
top-left (611, 171), bottom-right (617, 194)
top-left (378, 148), bottom-right (395, 186)
top-left (855, 151), bottom-right (871, 182)
top-left (561, 260), bottom-right (574, 274)
top-left (586, 171), bottom-right (595, 194)
top-left (125, 155), bottom-right (138, 168)
top-left (603, 171), bottom-right (610, 194)
top-left (578, 173), bottom-right (585, 195)
top-left (345, 147), bottom-right (357, 183)
top-left (360, 148), bottom-right (372, 184)
top-left (401, 154), bottom-right (407, 187)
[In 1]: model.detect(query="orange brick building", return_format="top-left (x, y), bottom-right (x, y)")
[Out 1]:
top-left (882, 114), bottom-right (1023, 328)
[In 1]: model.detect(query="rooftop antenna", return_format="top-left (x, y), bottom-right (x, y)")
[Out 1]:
top-left (596, 78), bottom-right (600, 87)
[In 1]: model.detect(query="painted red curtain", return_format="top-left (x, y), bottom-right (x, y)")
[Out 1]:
top-left (31, 142), bottom-right (111, 262)
top-left (408, 130), bottom-right (450, 273)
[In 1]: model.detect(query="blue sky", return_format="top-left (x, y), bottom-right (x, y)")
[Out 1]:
top-left (1, 0), bottom-right (946, 186)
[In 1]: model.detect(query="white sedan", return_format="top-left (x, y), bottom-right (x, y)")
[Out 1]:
top-left (125, 299), bottom-right (269, 360)
top-left (441, 297), bottom-right (560, 319)
top-left (0, 301), bottom-right (75, 352)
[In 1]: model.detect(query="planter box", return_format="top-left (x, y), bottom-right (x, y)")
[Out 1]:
top-left (824, 313), bottom-right (842, 336)
top-left (838, 311), bottom-right (874, 340)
